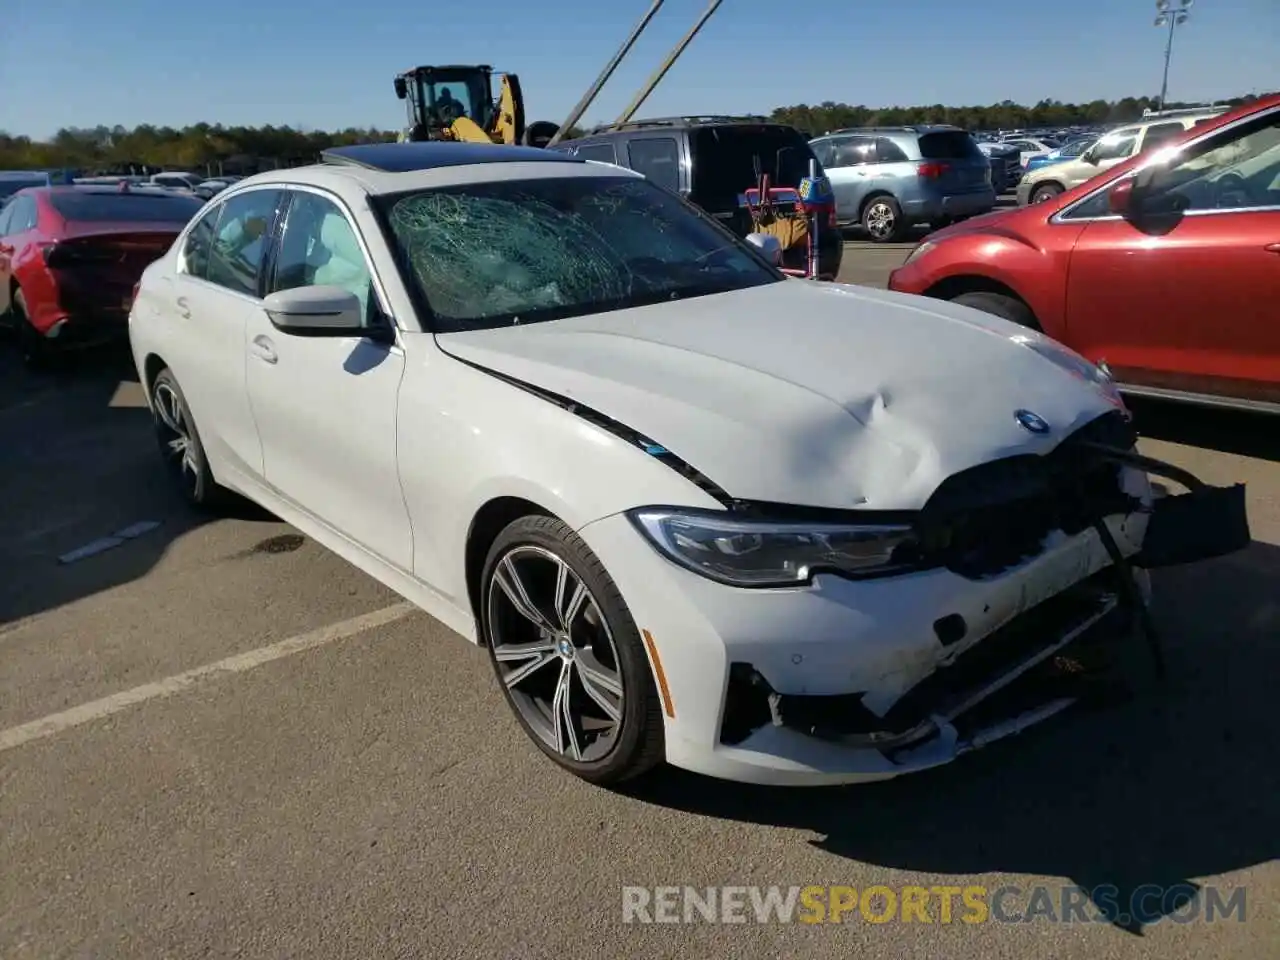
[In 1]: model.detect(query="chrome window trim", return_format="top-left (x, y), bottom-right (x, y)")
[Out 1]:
top-left (1050, 104), bottom-right (1280, 225)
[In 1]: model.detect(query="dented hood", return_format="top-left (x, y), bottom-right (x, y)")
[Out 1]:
top-left (437, 281), bottom-right (1118, 510)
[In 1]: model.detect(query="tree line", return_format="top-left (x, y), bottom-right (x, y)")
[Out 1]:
top-left (768, 93), bottom-right (1274, 137)
top-left (1, 93), bottom-right (1272, 174)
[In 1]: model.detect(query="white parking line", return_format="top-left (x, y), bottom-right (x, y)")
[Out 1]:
top-left (0, 602), bottom-right (418, 755)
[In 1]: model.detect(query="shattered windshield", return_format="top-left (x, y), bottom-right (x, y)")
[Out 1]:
top-left (379, 175), bottom-right (781, 332)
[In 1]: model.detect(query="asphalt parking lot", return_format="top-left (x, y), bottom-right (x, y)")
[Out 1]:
top-left (2, 247), bottom-right (1277, 959)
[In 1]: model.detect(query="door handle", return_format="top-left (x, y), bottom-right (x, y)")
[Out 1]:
top-left (1265, 243), bottom-right (1280, 254)
top-left (250, 334), bottom-right (278, 365)
top-left (175, 296), bottom-right (191, 319)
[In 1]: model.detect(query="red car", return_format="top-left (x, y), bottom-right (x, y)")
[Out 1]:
top-left (0, 184), bottom-right (205, 365)
top-left (888, 94), bottom-right (1280, 414)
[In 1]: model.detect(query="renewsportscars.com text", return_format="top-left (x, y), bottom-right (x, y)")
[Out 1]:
top-left (621, 884), bottom-right (1247, 926)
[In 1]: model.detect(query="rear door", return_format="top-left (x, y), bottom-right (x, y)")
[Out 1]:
top-left (1063, 106), bottom-right (1280, 405)
top-left (166, 187), bottom-right (284, 482)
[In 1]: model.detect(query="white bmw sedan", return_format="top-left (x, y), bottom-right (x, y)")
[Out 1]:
top-left (128, 142), bottom-right (1246, 787)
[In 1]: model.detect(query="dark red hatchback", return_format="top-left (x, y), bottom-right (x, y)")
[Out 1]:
top-left (0, 184), bottom-right (205, 364)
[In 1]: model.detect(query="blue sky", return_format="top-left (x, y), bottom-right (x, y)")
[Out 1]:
top-left (2, 0), bottom-right (1276, 138)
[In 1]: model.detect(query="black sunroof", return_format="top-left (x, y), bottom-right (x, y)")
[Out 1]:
top-left (320, 142), bottom-right (583, 173)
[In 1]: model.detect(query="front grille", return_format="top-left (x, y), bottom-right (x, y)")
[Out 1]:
top-left (903, 411), bottom-right (1139, 579)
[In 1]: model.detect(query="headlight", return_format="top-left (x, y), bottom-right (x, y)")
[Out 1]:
top-left (627, 508), bottom-right (916, 588)
top-left (902, 240), bottom-right (935, 265)
top-left (1010, 332), bottom-right (1128, 413)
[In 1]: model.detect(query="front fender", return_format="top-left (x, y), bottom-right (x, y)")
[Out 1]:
top-left (395, 338), bottom-right (725, 608)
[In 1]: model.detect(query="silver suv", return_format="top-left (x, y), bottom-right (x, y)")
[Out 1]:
top-left (809, 125), bottom-right (996, 242)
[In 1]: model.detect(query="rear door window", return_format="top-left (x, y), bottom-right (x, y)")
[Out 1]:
top-left (205, 189), bottom-right (283, 297)
top-left (625, 138), bottom-right (681, 193)
top-left (918, 131), bottom-right (983, 160)
top-left (574, 143), bottom-right (618, 164)
top-left (690, 125), bottom-right (817, 212)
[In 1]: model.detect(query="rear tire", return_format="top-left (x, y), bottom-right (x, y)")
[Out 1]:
top-left (149, 367), bottom-right (228, 510)
top-left (10, 288), bottom-right (54, 370)
top-left (862, 195), bottom-right (909, 243)
top-left (950, 291), bottom-right (1040, 330)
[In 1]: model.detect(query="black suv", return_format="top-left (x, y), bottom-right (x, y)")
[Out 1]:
top-left (549, 116), bottom-right (843, 280)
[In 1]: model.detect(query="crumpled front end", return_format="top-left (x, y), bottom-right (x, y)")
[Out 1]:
top-left (579, 410), bottom-right (1251, 786)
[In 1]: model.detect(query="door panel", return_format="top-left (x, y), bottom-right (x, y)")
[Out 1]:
top-left (1066, 211), bottom-right (1280, 402)
top-left (1064, 108), bottom-right (1280, 404)
top-left (246, 188), bottom-right (412, 570)
top-left (167, 190), bottom-right (282, 481)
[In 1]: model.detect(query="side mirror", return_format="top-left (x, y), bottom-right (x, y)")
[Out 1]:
top-left (393, 77), bottom-right (408, 100)
top-left (1081, 146), bottom-right (1098, 165)
top-left (263, 285), bottom-right (367, 336)
top-left (1108, 178), bottom-right (1135, 217)
top-left (745, 232), bottom-right (783, 266)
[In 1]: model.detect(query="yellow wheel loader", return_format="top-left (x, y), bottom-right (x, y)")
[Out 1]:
top-left (393, 65), bottom-right (561, 147)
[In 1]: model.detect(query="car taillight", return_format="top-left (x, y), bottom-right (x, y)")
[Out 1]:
top-left (917, 161), bottom-right (950, 179)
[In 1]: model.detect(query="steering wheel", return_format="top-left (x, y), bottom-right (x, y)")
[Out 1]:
top-left (436, 101), bottom-right (462, 125)
top-left (1212, 172), bottom-right (1250, 209)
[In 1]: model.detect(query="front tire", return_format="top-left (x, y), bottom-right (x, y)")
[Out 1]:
top-left (149, 367), bottom-right (227, 510)
top-left (950, 290), bottom-right (1040, 330)
top-left (1031, 182), bottom-right (1063, 204)
top-left (481, 515), bottom-right (665, 785)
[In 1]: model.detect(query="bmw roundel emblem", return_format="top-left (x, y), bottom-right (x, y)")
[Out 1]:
top-left (1015, 409), bottom-right (1051, 434)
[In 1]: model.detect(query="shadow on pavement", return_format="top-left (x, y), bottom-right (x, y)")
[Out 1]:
top-left (624, 539), bottom-right (1280, 935)
top-left (0, 343), bottom-right (272, 626)
top-left (1129, 397), bottom-right (1280, 464)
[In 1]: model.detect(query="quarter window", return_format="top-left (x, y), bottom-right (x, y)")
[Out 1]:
top-left (271, 191), bottom-right (375, 322)
top-left (206, 189), bottom-right (282, 296)
top-left (626, 138), bottom-right (681, 192)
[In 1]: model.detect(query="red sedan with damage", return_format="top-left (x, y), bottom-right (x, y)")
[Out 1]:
top-left (0, 184), bottom-right (205, 365)
top-left (888, 94), bottom-right (1280, 414)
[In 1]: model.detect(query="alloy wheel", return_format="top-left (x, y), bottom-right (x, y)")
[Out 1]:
top-left (152, 381), bottom-right (199, 496)
top-left (486, 545), bottom-right (625, 762)
top-left (866, 202), bottom-right (896, 240)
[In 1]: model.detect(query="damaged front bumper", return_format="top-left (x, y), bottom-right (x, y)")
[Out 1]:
top-left (579, 430), bottom-right (1251, 786)
top-left (714, 452), bottom-right (1250, 785)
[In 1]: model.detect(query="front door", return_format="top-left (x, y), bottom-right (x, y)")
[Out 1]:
top-left (1064, 106), bottom-right (1280, 404)
top-left (244, 187), bottom-right (413, 571)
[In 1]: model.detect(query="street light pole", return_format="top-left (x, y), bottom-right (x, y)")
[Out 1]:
top-left (1154, 0), bottom-right (1193, 111)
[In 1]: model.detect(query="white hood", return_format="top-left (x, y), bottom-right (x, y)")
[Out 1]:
top-left (438, 281), bottom-right (1117, 511)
